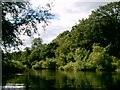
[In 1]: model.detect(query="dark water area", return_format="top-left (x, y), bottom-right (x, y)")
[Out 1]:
top-left (2, 70), bottom-right (120, 90)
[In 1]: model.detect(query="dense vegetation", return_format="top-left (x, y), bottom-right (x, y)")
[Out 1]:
top-left (2, 2), bottom-right (120, 73)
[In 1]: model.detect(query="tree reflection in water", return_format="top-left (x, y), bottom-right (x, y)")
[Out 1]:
top-left (2, 70), bottom-right (120, 90)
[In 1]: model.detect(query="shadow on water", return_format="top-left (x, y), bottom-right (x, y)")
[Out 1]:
top-left (2, 70), bottom-right (120, 90)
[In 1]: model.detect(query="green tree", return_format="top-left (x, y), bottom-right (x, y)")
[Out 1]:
top-left (2, 1), bottom-right (53, 50)
top-left (31, 38), bottom-right (43, 49)
top-left (44, 42), bottom-right (59, 58)
top-left (74, 2), bottom-right (120, 57)
top-left (87, 44), bottom-right (112, 71)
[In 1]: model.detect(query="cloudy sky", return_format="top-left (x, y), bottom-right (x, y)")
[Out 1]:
top-left (20, 0), bottom-right (118, 48)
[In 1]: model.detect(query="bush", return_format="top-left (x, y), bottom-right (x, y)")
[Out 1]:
top-left (66, 52), bottom-right (74, 62)
top-left (56, 54), bottom-right (67, 67)
top-left (46, 58), bottom-right (57, 69)
top-left (33, 58), bottom-right (57, 70)
top-left (11, 60), bottom-right (25, 70)
top-left (87, 45), bottom-right (113, 71)
top-left (62, 62), bottom-right (75, 71)
top-left (74, 48), bottom-right (89, 62)
top-left (3, 59), bottom-right (25, 74)
top-left (32, 61), bottom-right (43, 69)
top-left (74, 61), bottom-right (84, 71)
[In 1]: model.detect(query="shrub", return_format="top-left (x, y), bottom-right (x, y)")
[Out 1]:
top-left (3, 60), bottom-right (25, 73)
top-left (74, 61), bottom-right (85, 71)
top-left (74, 48), bottom-right (89, 62)
top-left (46, 58), bottom-right (57, 69)
top-left (66, 52), bottom-right (74, 62)
top-left (87, 45), bottom-right (112, 71)
top-left (32, 61), bottom-right (43, 69)
top-left (63, 62), bottom-right (75, 71)
top-left (56, 55), bottom-right (67, 67)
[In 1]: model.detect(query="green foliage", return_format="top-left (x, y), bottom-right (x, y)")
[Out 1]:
top-left (62, 62), bottom-right (75, 71)
top-left (74, 48), bottom-right (89, 62)
top-left (56, 53), bottom-right (67, 66)
top-left (33, 58), bottom-right (57, 69)
top-left (32, 38), bottom-right (43, 49)
top-left (52, 30), bottom-right (69, 44)
top-left (3, 2), bottom-right (120, 73)
top-left (32, 61), bottom-right (43, 69)
top-left (66, 52), bottom-right (74, 62)
top-left (74, 61), bottom-right (84, 71)
top-left (87, 44), bottom-right (112, 71)
top-left (3, 59), bottom-right (25, 74)
top-left (44, 42), bottom-right (59, 58)
top-left (46, 58), bottom-right (57, 69)
top-left (2, 1), bottom-right (53, 49)
top-left (11, 60), bottom-right (26, 70)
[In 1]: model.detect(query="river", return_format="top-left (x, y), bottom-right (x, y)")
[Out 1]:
top-left (2, 70), bottom-right (120, 90)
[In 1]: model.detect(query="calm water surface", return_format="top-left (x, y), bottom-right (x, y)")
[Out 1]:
top-left (2, 70), bottom-right (120, 90)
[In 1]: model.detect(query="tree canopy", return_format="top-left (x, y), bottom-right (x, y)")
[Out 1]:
top-left (3, 2), bottom-right (120, 73)
top-left (2, 1), bottom-right (54, 50)
top-left (74, 1), bottom-right (120, 57)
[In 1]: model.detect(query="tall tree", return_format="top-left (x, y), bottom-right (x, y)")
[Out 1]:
top-left (87, 2), bottom-right (120, 57)
top-left (2, 1), bottom-right (54, 50)
top-left (71, 2), bottom-right (120, 57)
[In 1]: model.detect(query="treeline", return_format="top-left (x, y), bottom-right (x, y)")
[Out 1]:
top-left (2, 2), bottom-right (120, 73)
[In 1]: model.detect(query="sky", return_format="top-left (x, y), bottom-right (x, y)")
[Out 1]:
top-left (20, 0), bottom-right (119, 49)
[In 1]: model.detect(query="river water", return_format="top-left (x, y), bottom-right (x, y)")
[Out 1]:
top-left (2, 70), bottom-right (120, 90)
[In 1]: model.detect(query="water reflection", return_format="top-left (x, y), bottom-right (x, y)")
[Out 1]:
top-left (3, 83), bottom-right (25, 90)
top-left (3, 70), bottom-right (120, 90)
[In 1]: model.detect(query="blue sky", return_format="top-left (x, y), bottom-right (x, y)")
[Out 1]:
top-left (19, 0), bottom-right (119, 49)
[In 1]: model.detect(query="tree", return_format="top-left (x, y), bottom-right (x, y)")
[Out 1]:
top-left (72, 2), bottom-right (120, 57)
top-left (45, 42), bottom-right (59, 58)
top-left (31, 38), bottom-right (43, 49)
top-left (2, 1), bottom-right (54, 50)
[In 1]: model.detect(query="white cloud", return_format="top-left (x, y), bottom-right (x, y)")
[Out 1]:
top-left (22, 0), bottom-right (110, 47)
top-left (37, 0), bottom-right (108, 44)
